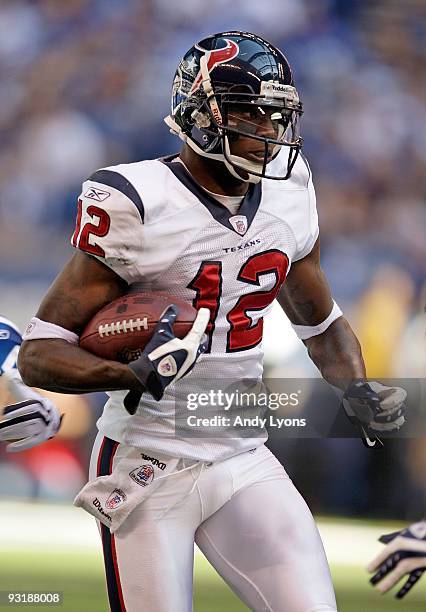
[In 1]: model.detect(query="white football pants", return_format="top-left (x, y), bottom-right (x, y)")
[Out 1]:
top-left (89, 434), bottom-right (337, 612)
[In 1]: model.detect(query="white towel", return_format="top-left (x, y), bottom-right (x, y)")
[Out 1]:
top-left (74, 445), bottom-right (186, 533)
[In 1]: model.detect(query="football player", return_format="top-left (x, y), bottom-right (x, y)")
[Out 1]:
top-left (368, 521), bottom-right (426, 599)
top-left (0, 316), bottom-right (61, 451)
top-left (17, 32), bottom-right (406, 611)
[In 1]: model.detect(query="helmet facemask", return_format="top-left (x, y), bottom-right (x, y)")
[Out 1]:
top-left (215, 89), bottom-right (302, 182)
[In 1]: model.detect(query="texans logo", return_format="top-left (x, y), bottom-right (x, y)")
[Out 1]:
top-left (190, 39), bottom-right (239, 95)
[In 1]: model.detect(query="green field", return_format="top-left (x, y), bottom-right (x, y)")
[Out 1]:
top-left (0, 548), bottom-right (425, 611)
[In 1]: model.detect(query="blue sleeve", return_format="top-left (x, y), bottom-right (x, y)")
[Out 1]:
top-left (0, 317), bottom-right (22, 375)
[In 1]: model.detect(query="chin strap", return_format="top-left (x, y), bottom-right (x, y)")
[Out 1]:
top-left (164, 114), bottom-right (263, 184)
top-left (199, 54), bottom-right (224, 128)
top-left (222, 136), bottom-right (264, 184)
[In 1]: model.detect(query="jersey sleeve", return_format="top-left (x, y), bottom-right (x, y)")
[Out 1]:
top-left (0, 317), bottom-right (22, 375)
top-left (71, 169), bottom-right (145, 283)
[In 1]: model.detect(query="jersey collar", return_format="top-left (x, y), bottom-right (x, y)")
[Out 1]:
top-left (161, 157), bottom-right (262, 235)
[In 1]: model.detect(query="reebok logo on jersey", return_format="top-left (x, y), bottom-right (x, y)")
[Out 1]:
top-left (84, 187), bottom-right (111, 202)
top-left (0, 330), bottom-right (10, 340)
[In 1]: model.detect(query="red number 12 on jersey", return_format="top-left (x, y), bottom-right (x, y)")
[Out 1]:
top-left (189, 249), bottom-right (289, 352)
top-left (71, 200), bottom-right (111, 257)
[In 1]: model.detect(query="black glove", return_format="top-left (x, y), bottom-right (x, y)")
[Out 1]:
top-left (343, 380), bottom-right (406, 448)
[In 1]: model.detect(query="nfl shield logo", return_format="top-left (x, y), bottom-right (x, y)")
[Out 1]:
top-left (229, 215), bottom-right (248, 236)
top-left (129, 464), bottom-right (155, 487)
top-left (105, 488), bottom-right (127, 510)
top-left (157, 355), bottom-right (177, 377)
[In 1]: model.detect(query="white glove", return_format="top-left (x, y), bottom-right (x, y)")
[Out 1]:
top-left (0, 370), bottom-right (62, 452)
top-left (343, 380), bottom-right (406, 448)
top-left (367, 521), bottom-right (426, 598)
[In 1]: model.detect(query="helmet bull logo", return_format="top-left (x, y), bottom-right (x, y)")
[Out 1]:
top-left (190, 39), bottom-right (239, 95)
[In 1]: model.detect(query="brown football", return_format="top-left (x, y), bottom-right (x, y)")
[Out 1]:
top-left (79, 291), bottom-right (197, 363)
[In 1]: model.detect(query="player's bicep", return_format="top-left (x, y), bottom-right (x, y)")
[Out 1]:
top-left (277, 238), bottom-right (334, 325)
top-left (36, 252), bottom-right (128, 334)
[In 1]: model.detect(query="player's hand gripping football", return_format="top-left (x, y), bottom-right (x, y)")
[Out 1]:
top-left (0, 370), bottom-right (63, 452)
top-left (124, 305), bottom-right (209, 413)
top-left (367, 521), bottom-right (426, 598)
top-left (342, 381), bottom-right (406, 448)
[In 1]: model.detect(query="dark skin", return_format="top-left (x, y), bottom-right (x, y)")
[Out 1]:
top-left (18, 252), bottom-right (139, 393)
top-left (19, 133), bottom-right (366, 394)
top-left (276, 238), bottom-right (365, 387)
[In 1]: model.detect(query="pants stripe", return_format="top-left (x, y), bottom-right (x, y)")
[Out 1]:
top-left (97, 437), bottom-right (126, 612)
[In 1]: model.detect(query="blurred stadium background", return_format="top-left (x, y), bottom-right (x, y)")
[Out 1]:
top-left (0, 0), bottom-right (425, 609)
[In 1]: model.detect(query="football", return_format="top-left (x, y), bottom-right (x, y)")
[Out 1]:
top-left (79, 291), bottom-right (198, 362)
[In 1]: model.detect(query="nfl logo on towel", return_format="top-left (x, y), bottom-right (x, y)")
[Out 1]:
top-left (129, 464), bottom-right (155, 487)
top-left (106, 488), bottom-right (127, 509)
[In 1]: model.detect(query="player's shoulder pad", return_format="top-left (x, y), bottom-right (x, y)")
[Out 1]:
top-left (87, 163), bottom-right (145, 223)
top-left (86, 159), bottom-right (184, 224)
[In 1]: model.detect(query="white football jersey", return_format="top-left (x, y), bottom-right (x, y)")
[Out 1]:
top-left (72, 149), bottom-right (319, 461)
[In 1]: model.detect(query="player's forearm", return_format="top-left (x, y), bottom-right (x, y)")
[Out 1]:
top-left (18, 339), bottom-right (142, 394)
top-left (304, 318), bottom-right (366, 389)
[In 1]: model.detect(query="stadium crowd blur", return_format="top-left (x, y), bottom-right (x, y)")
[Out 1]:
top-left (0, 0), bottom-right (424, 519)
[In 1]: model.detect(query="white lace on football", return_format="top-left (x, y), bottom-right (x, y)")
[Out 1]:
top-left (98, 318), bottom-right (149, 337)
